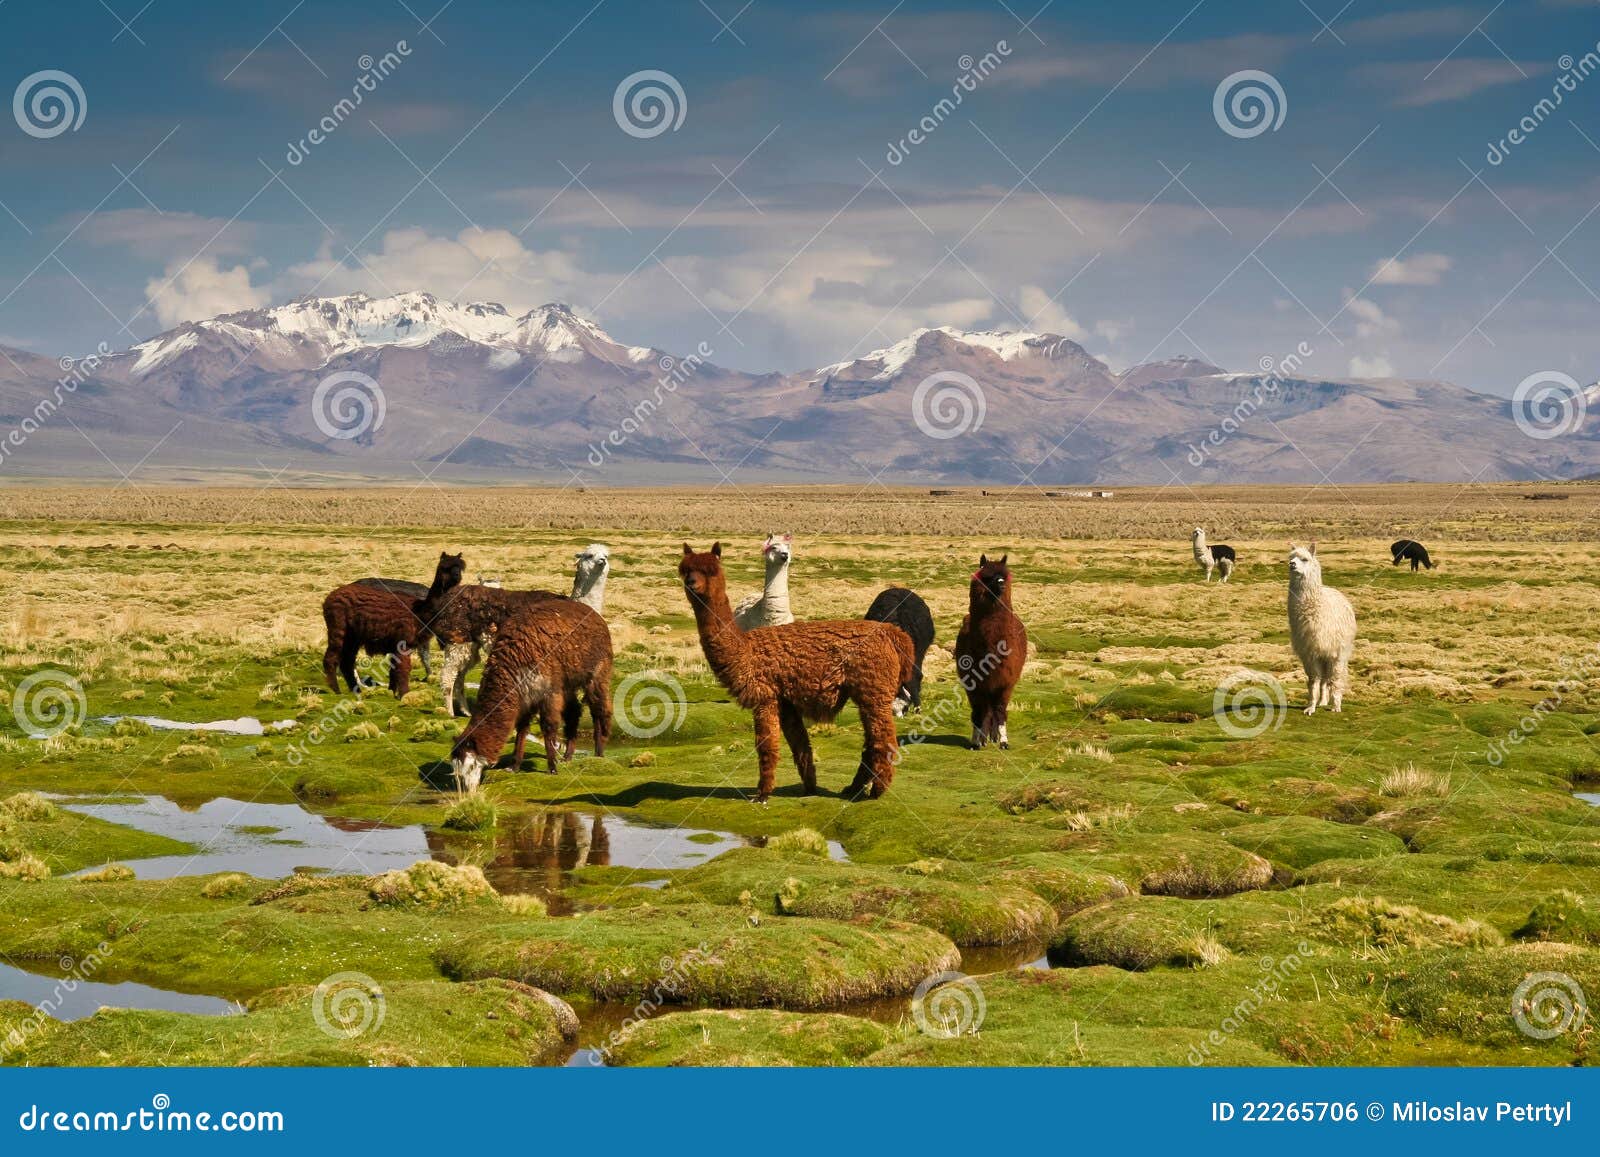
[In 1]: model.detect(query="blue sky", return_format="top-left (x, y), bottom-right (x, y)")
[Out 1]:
top-left (1, 0), bottom-right (1598, 391)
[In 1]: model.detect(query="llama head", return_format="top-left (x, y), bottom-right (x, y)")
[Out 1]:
top-left (433, 552), bottom-right (467, 592)
top-left (679, 543), bottom-right (726, 606)
top-left (1192, 527), bottom-right (1205, 543)
top-left (1288, 542), bottom-right (1322, 585)
top-left (971, 553), bottom-right (1012, 605)
top-left (572, 544), bottom-right (610, 608)
top-left (762, 533), bottom-right (794, 568)
top-left (451, 749), bottom-right (486, 793)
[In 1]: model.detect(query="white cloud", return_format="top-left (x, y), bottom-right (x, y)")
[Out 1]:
top-left (1348, 354), bottom-right (1396, 378)
top-left (1371, 252), bottom-right (1452, 286)
top-left (1343, 293), bottom-right (1399, 340)
top-left (143, 257), bottom-right (270, 328)
top-left (1018, 285), bottom-right (1090, 341)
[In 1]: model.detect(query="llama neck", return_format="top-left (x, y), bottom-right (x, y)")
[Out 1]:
top-left (571, 567), bottom-right (607, 612)
top-left (1193, 538), bottom-right (1209, 565)
top-left (761, 558), bottom-right (791, 618)
top-left (689, 585), bottom-right (748, 680)
top-left (970, 589), bottom-right (1010, 618)
top-left (1289, 571), bottom-right (1324, 608)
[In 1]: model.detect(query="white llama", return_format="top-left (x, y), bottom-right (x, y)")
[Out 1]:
top-left (1191, 527), bottom-right (1235, 583)
top-left (732, 533), bottom-right (794, 630)
top-left (1287, 542), bottom-right (1356, 715)
top-left (571, 544), bottom-right (610, 612)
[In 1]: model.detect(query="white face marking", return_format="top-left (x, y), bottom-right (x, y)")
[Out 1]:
top-left (892, 691), bottom-right (911, 718)
top-left (453, 752), bottom-right (485, 792)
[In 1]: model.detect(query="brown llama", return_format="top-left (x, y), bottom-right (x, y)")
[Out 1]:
top-left (954, 553), bottom-right (1027, 749)
top-left (353, 577), bottom-right (433, 677)
top-left (449, 600), bottom-right (614, 791)
top-left (678, 543), bottom-right (914, 802)
top-left (321, 553), bottom-right (465, 698)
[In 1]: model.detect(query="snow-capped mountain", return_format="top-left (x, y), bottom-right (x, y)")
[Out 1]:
top-left (125, 292), bottom-right (657, 381)
top-left (5, 293), bottom-right (1600, 484)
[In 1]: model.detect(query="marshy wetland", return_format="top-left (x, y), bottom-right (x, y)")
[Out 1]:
top-left (1, 482), bottom-right (1598, 1066)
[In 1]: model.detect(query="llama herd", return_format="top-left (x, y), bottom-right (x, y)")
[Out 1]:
top-left (319, 529), bottom-right (1423, 799)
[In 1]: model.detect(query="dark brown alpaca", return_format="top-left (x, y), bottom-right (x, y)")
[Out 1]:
top-left (353, 578), bottom-right (433, 677)
top-left (954, 553), bottom-right (1027, 749)
top-left (449, 600), bottom-right (614, 790)
top-left (321, 552), bottom-right (465, 698)
top-left (679, 543), bottom-right (914, 802)
top-left (427, 585), bottom-right (563, 716)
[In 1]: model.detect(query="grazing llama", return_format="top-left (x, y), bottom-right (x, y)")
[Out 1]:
top-left (1390, 539), bottom-right (1434, 571)
top-left (450, 600), bottom-right (613, 791)
top-left (1191, 528), bottom-right (1236, 583)
top-left (864, 586), bottom-right (935, 716)
top-left (1288, 542), bottom-right (1357, 715)
top-left (679, 543), bottom-right (913, 801)
top-left (353, 577), bottom-right (434, 677)
top-left (432, 546), bottom-right (613, 716)
top-left (324, 552), bottom-right (464, 697)
top-left (954, 554), bottom-right (1028, 749)
top-left (733, 533), bottom-right (795, 630)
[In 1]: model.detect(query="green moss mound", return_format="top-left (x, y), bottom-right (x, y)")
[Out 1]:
top-left (437, 903), bottom-right (960, 1008)
top-left (609, 1008), bottom-right (891, 1066)
top-left (1223, 815), bottom-right (1407, 871)
top-left (367, 861), bottom-right (495, 909)
top-left (1515, 890), bottom-right (1600, 946)
top-left (0, 979), bottom-right (575, 1066)
top-left (1054, 897), bottom-right (1232, 970)
top-left (1314, 895), bottom-right (1502, 951)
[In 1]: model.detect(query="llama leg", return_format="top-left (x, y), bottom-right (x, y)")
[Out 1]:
top-left (751, 701), bottom-right (782, 802)
top-left (339, 639), bottom-right (363, 694)
top-left (440, 644), bottom-right (465, 716)
top-left (390, 648), bottom-right (412, 697)
top-left (859, 699), bottom-right (898, 798)
top-left (1304, 673), bottom-right (1320, 715)
top-left (323, 644), bottom-right (342, 694)
top-left (539, 694), bottom-right (564, 770)
top-left (995, 689), bottom-right (1014, 750)
top-left (968, 691), bottom-right (988, 749)
top-left (417, 638), bottom-right (432, 679)
top-left (586, 677), bottom-right (612, 757)
top-left (512, 708), bottom-right (534, 771)
top-left (1332, 657), bottom-right (1348, 712)
top-left (561, 695), bottom-right (583, 760)
top-left (777, 702), bottom-right (817, 795)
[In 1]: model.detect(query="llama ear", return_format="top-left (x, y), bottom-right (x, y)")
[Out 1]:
top-left (979, 553), bottom-right (989, 566)
top-left (712, 542), bottom-right (722, 558)
top-left (682, 543), bottom-right (693, 556)
top-left (1309, 540), bottom-right (1317, 555)
top-left (999, 554), bottom-right (1008, 566)
top-left (782, 533), bottom-right (793, 543)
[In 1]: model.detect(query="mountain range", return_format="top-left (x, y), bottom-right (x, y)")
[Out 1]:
top-left (1, 291), bottom-right (1594, 484)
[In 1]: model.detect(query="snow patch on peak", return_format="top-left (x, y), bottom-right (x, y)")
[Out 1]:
top-left (812, 326), bottom-right (1064, 382)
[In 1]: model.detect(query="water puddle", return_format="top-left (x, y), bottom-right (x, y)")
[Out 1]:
top-left (1576, 791), bottom-right (1600, 807)
top-left (54, 795), bottom-right (431, 879)
top-left (97, 715), bottom-right (295, 736)
top-left (429, 809), bottom-right (750, 912)
top-left (0, 959), bottom-right (242, 1020)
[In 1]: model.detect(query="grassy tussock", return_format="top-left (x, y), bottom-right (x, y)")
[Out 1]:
top-left (1380, 763), bottom-right (1450, 798)
top-left (367, 860), bottom-right (494, 909)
